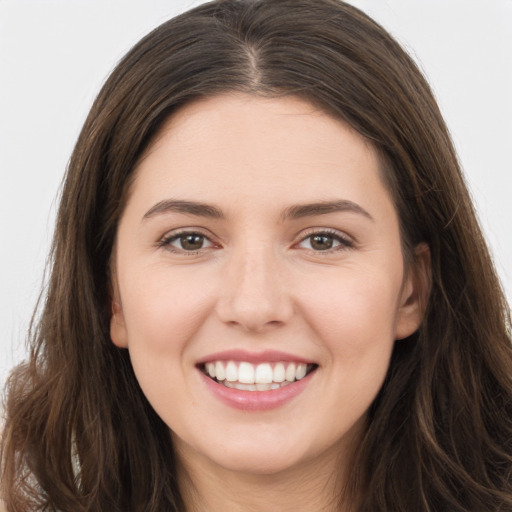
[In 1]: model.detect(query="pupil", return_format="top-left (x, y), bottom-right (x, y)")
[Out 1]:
top-left (311, 234), bottom-right (333, 250)
top-left (181, 234), bottom-right (203, 250)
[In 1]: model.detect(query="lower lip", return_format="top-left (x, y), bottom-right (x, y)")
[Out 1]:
top-left (200, 370), bottom-right (314, 411)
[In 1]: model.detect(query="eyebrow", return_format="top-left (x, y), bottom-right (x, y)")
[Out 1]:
top-left (281, 200), bottom-right (374, 222)
top-left (143, 199), bottom-right (224, 220)
top-left (142, 198), bottom-right (373, 222)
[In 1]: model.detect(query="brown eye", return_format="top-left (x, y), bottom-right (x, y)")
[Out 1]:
top-left (162, 232), bottom-right (214, 252)
top-left (179, 234), bottom-right (205, 250)
top-left (298, 231), bottom-right (352, 252)
top-left (310, 234), bottom-right (334, 251)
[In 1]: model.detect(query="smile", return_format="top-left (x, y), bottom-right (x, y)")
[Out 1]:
top-left (201, 361), bottom-right (317, 391)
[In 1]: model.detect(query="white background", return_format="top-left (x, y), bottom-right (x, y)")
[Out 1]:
top-left (1, 0), bottom-right (511, 390)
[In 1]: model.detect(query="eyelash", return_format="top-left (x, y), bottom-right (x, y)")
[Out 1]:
top-left (157, 228), bottom-right (354, 255)
top-left (297, 228), bottom-right (354, 253)
top-left (157, 230), bottom-right (214, 255)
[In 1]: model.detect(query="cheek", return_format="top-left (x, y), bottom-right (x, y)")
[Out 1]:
top-left (302, 267), bottom-right (401, 336)
top-left (117, 267), bottom-right (218, 409)
top-left (275, 267), bottom-right (403, 449)
top-left (118, 269), bottom-right (214, 423)
top-left (121, 265), bottom-right (213, 351)
top-left (302, 268), bottom-right (401, 410)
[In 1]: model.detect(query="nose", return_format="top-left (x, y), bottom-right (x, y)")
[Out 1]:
top-left (215, 245), bottom-right (294, 333)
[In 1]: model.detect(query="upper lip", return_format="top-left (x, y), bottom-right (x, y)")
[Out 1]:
top-left (197, 349), bottom-right (315, 365)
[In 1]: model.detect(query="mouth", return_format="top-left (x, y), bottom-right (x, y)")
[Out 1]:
top-left (199, 360), bottom-right (318, 392)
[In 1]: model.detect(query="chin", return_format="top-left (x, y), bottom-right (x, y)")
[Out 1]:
top-left (173, 423), bottom-right (316, 477)
top-left (212, 445), bottom-right (308, 476)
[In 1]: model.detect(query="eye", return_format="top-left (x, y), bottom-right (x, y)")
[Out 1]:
top-left (159, 231), bottom-right (215, 253)
top-left (297, 230), bottom-right (353, 252)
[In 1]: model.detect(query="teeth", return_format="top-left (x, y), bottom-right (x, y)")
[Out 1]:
top-left (203, 360), bottom-right (314, 388)
top-left (225, 361), bottom-right (238, 382)
top-left (296, 363), bottom-right (307, 380)
top-left (215, 361), bottom-right (225, 381)
top-left (238, 362), bottom-right (255, 384)
top-left (255, 363), bottom-right (273, 384)
top-left (224, 380), bottom-right (292, 391)
top-left (224, 381), bottom-right (258, 391)
top-left (273, 363), bottom-right (285, 382)
top-left (285, 363), bottom-right (296, 382)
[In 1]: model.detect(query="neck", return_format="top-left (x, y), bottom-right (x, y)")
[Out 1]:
top-left (175, 438), bottom-right (359, 512)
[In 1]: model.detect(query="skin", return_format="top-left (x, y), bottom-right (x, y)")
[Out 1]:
top-left (110, 94), bottom-right (429, 511)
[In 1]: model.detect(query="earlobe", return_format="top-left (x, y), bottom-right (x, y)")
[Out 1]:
top-left (110, 297), bottom-right (129, 348)
top-left (395, 243), bottom-right (431, 340)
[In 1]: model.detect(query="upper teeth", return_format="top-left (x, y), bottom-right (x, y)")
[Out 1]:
top-left (205, 361), bottom-right (309, 385)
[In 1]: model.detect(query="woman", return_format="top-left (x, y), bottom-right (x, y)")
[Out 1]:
top-left (2, 0), bottom-right (511, 510)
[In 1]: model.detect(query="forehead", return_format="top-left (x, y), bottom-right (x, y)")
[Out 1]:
top-left (129, 94), bottom-right (388, 209)
top-left (144, 93), bottom-right (377, 161)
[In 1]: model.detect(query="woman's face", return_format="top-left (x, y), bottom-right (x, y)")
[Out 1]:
top-left (111, 94), bottom-right (425, 478)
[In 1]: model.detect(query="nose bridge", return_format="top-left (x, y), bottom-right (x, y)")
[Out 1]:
top-left (216, 240), bottom-right (293, 331)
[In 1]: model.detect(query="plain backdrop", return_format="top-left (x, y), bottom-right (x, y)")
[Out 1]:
top-left (1, 0), bottom-right (511, 390)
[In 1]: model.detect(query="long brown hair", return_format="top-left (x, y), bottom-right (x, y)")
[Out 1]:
top-left (2, 1), bottom-right (511, 510)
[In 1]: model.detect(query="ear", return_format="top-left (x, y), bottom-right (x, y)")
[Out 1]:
top-left (395, 243), bottom-right (431, 340)
top-left (110, 280), bottom-right (129, 348)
